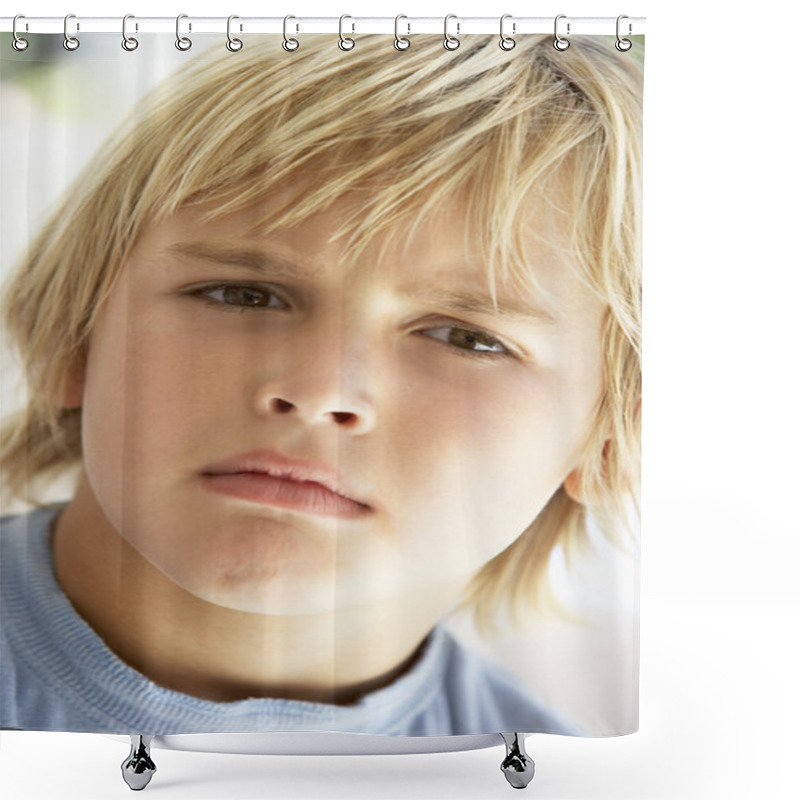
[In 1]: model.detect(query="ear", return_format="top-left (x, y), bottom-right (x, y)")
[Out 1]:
top-left (563, 439), bottom-right (612, 505)
top-left (54, 354), bottom-right (87, 409)
top-left (563, 466), bottom-right (587, 505)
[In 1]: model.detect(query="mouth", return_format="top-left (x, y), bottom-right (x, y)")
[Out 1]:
top-left (198, 449), bottom-right (372, 519)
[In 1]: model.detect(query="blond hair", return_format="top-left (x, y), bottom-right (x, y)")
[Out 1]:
top-left (1, 34), bottom-right (643, 632)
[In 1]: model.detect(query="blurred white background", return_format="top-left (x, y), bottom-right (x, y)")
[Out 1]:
top-left (1, 1), bottom-right (798, 799)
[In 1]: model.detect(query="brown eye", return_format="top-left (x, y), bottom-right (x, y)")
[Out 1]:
top-left (447, 328), bottom-right (504, 352)
top-left (198, 284), bottom-right (286, 310)
top-left (423, 325), bottom-right (508, 355)
top-left (219, 286), bottom-right (271, 307)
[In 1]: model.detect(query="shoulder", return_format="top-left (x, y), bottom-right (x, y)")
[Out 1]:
top-left (1, 504), bottom-right (63, 537)
top-left (1, 505), bottom-right (54, 577)
top-left (1, 504), bottom-right (72, 730)
top-left (437, 628), bottom-right (581, 735)
top-left (1, 505), bottom-right (63, 579)
top-left (0, 509), bottom-right (43, 727)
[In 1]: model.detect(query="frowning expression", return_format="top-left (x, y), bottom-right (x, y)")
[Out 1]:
top-left (71, 194), bottom-right (606, 617)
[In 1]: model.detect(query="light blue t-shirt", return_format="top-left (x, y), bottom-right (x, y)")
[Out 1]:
top-left (0, 505), bottom-right (577, 736)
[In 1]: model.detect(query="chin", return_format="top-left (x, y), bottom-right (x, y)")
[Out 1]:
top-left (167, 564), bottom-right (342, 616)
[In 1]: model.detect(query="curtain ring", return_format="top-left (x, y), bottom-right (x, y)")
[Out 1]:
top-left (122, 14), bottom-right (138, 51)
top-left (283, 15), bottom-right (299, 51)
top-left (176, 13), bottom-right (192, 51)
top-left (12, 15), bottom-right (29, 51)
top-left (63, 13), bottom-right (80, 51)
top-left (394, 15), bottom-right (410, 51)
top-left (615, 14), bottom-right (632, 52)
top-left (226, 15), bottom-right (242, 51)
top-left (554, 14), bottom-right (570, 51)
top-left (443, 14), bottom-right (460, 51)
top-left (499, 14), bottom-right (516, 50)
top-left (338, 14), bottom-right (355, 50)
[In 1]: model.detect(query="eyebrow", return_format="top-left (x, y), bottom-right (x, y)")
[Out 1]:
top-left (166, 241), bottom-right (319, 278)
top-left (415, 288), bottom-right (559, 325)
top-left (166, 241), bottom-right (558, 325)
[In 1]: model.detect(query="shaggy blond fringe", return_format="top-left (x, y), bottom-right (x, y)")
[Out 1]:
top-left (0, 34), bottom-right (643, 634)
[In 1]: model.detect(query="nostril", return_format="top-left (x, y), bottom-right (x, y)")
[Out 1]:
top-left (265, 399), bottom-right (362, 427)
top-left (270, 398), bottom-right (295, 414)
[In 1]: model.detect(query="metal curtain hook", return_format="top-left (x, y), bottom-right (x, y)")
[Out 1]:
top-left (394, 14), bottom-right (410, 51)
top-left (339, 14), bottom-right (355, 50)
top-left (283, 15), bottom-right (299, 51)
top-left (554, 14), bottom-right (570, 51)
top-left (615, 14), bottom-right (632, 51)
top-left (443, 14), bottom-right (460, 51)
top-left (499, 14), bottom-right (516, 50)
top-left (176, 13), bottom-right (192, 50)
top-left (122, 14), bottom-right (139, 51)
top-left (12, 14), bottom-right (29, 51)
top-left (63, 13), bottom-right (80, 51)
top-left (226, 15), bottom-right (242, 51)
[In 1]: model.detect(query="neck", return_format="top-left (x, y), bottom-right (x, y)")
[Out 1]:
top-left (51, 477), bottom-right (447, 704)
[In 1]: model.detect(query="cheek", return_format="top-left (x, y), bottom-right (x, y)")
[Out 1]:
top-left (381, 367), bottom-right (579, 563)
top-left (397, 365), bottom-right (565, 469)
top-left (80, 303), bottom-right (244, 495)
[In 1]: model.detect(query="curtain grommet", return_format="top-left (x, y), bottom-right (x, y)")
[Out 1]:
top-left (443, 14), bottom-right (460, 51)
top-left (121, 14), bottom-right (138, 51)
top-left (615, 15), bottom-right (633, 51)
top-left (226, 15), bottom-right (243, 51)
top-left (176, 14), bottom-right (192, 51)
top-left (394, 15), bottom-right (411, 50)
top-left (499, 14), bottom-right (516, 51)
top-left (554, 14), bottom-right (570, 51)
top-left (338, 14), bottom-right (355, 51)
top-left (12, 15), bottom-right (29, 51)
top-left (283, 15), bottom-right (299, 51)
top-left (63, 13), bottom-right (80, 51)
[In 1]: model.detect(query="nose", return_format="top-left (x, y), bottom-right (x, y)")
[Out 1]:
top-left (252, 345), bottom-right (377, 435)
top-left (264, 395), bottom-right (374, 433)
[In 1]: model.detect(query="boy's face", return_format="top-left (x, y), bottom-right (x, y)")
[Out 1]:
top-left (67, 192), bottom-right (606, 617)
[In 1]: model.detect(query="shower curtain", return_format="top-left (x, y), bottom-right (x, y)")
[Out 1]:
top-left (0, 23), bottom-right (643, 752)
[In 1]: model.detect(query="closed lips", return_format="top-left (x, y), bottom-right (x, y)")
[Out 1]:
top-left (199, 450), bottom-right (372, 517)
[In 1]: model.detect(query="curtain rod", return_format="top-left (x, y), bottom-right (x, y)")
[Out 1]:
top-left (1, 16), bottom-right (645, 37)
